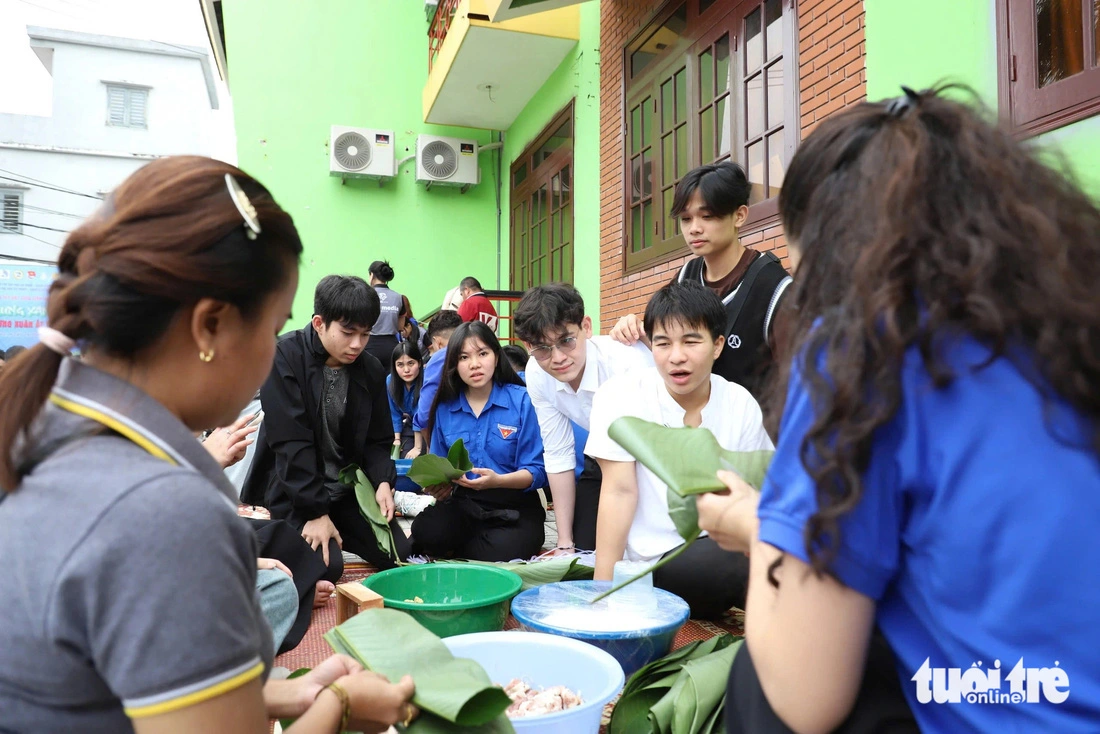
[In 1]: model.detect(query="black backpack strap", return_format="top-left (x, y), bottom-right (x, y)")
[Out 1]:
top-left (721, 251), bottom-right (779, 335)
top-left (677, 258), bottom-right (702, 284)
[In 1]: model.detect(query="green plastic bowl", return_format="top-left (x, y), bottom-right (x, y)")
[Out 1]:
top-left (361, 564), bottom-right (523, 638)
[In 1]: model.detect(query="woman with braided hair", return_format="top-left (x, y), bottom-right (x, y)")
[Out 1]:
top-left (696, 87), bottom-right (1100, 732)
top-left (0, 156), bottom-right (417, 733)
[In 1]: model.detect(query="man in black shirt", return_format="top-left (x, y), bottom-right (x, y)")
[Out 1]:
top-left (243, 275), bottom-right (409, 578)
top-left (610, 162), bottom-right (791, 400)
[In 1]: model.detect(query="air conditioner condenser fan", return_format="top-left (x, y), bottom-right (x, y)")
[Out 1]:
top-left (420, 140), bottom-right (458, 179)
top-left (334, 131), bottom-right (372, 171)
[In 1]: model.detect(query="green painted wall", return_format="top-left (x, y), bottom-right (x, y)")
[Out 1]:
top-left (864, 0), bottom-right (1100, 196)
top-left (501, 1), bottom-right (602, 320)
top-left (223, 0), bottom-right (499, 327)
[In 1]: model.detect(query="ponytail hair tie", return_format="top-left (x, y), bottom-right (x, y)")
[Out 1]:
top-left (37, 327), bottom-right (76, 356)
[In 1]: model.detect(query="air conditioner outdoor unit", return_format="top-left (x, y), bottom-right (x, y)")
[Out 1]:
top-left (415, 134), bottom-right (480, 191)
top-left (329, 126), bottom-right (396, 181)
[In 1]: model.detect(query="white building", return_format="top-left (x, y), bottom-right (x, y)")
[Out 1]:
top-left (0, 26), bottom-right (220, 262)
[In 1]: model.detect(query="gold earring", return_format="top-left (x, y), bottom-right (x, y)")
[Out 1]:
top-left (199, 349), bottom-right (215, 362)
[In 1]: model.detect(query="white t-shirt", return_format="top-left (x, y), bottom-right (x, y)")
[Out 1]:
top-left (585, 369), bottom-right (774, 562)
top-left (525, 335), bottom-right (654, 473)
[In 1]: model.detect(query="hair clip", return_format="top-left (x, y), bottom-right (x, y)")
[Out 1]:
top-left (224, 173), bottom-right (261, 240)
top-left (885, 85), bottom-right (921, 119)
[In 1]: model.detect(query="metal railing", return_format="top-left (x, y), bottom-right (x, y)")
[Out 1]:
top-left (428, 0), bottom-right (462, 73)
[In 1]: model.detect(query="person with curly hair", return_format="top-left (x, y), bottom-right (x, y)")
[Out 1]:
top-left (697, 87), bottom-right (1100, 732)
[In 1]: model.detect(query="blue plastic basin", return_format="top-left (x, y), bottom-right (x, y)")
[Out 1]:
top-left (443, 630), bottom-right (624, 733)
top-left (511, 580), bottom-right (690, 677)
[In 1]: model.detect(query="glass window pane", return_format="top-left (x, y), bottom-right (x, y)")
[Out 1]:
top-left (631, 206), bottom-right (643, 252)
top-left (674, 67), bottom-right (687, 123)
top-left (766, 65), bottom-right (784, 130)
top-left (551, 174), bottom-right (561, 211)
top-left (700, 0), bottom-right (718, 14)
top-left (676, 124), bottom-right (688, 178)
top-left (562, 201), bottom-right (573, 244)
top-left (631, 104), bottom-right (642, 153)
top-left (643, 201), bottom-right (654, 249)
top-left (1036, 0), bottom-right (1084, 87)
top-left (746, 71), bottom-right (765, 139)
top-left (716, 34), bottom-right (730, 93)
top-left (630, 4), bottom-right (688, 78)
top-left (746, 6), bottom-right (763, 73)
top-left (664, 187), bottom-right (677, 241)
top-left (767, 129), bottom-right (784, 199)
top-left (700, 104), bottom-right (715, 162)
top-left (641, 152), bottom-right (652, 199)
top-left (717, 95), bottom-right (730, 156)
top-left (662, 79), bottom-right (675, 129)
top-left (513, 162), bottom-right (527, 187)
top-left (561, 165), bottom-right (571, 202)
top-left (765, 0), bottom-right (783, 60)
top-left (631, 156), bottom-right (643, 203)
top-left (700, 48), bottom-right (714, 100)
top-left (662, 132), bottom-right (675, 187)
top-left (540, 217), bottom-right (548, 254)
top-left (535, 117), bottom-right (573, 167)
top-left (747, 140), bottom-right (765, 204)
top-left (641, 96), bottom-right (653, 148)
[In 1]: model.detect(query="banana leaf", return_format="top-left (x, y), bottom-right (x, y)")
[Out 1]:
top-left (392, 443), bottom-right (402, 460)
top-left (608, 417), bottom-right (774, 495)
top-left (591, 418), bottom-right (774, 603)
top-left (609, 635), bottom-right (740, 734)
top-left (662, 639), bottom-right (742, 733)
top-left (436, 556), bottom-right (594, 591)
top-left (408, 438), bottom-right (474, 487)
top-left (339, 464), bottom-right (399, 563)
top-left (325, 608), bottom-right (514, 731)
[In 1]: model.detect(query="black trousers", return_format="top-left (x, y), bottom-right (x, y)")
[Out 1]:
top-left (652, 536), bottom-right (749, 619)
top-left (727, 630), bottom-right (918, 734)
top-left (571, 456), bottom-right (603, 552)
top-left (250, 518), bottom-right (330, 654)
top-left (364, 334), bottom-right (399, 372)
top-left (281, 492), bottom-right (410, 579)
top-left (410, 491), bottom-right (545, 562)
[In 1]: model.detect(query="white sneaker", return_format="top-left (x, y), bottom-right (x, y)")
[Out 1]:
top-left (394, 491), bottom-right (436, 518)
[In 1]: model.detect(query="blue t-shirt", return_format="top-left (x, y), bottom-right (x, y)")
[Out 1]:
top-left (413, 347), bottom-right (446, 432)
top-left (757, 337), bottom-right (1100, 732)
top-left (429, 382), bottom-right (547, 495)
top-left (385, 374), bottom-right (418, 434)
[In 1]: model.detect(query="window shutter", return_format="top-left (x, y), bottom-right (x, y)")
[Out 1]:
top-left (129, 89), bottom-right (147, 127)
top-left (1, 194), bottom-right (21, 233)
top-left (107, 86), bottom-right (127, 126)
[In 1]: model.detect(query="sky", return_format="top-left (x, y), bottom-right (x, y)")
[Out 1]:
top-left (0, 0), bottom-right (236, 159)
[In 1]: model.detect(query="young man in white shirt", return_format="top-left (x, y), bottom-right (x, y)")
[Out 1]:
top-left (514, 283), bottom-right (653, 552)
top-left (587, 280), bottom-right (773, 618)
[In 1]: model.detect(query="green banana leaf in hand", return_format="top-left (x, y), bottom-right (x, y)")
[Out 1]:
top-left (436, 556), bottom-right (594, 591)
top-left (339, 464), bottom-right (399, 563)
top-left (408, 438), bottom-right (475, 488)
top-left (591, 418), bottom-right (774, 603)
top-left (608, 417), bottom-right (774, 495)
top-left (325, 608), bottom-right (514, 732)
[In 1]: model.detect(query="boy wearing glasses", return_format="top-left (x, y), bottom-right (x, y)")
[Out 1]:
top-left (587, 281), bottom-right (773, 618)
top-left (514, 283), bottom-right (653, 552)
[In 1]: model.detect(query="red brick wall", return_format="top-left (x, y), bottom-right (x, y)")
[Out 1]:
top-left (597, 0), bottom-right (865, 331)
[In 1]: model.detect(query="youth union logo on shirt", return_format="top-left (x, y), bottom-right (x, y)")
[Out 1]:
top-left (727, 334), bottom-right (742, 349)
top-left (497, 424), bottom-right (517, 439)
top-left (912, 658), bottom-right (1070, 705)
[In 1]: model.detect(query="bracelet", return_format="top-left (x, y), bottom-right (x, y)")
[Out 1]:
top-left (317, 681), bottom-right (351, 732)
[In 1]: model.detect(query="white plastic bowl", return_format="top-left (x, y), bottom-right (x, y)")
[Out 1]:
top-left (442, 630), bottom-right (625, 734)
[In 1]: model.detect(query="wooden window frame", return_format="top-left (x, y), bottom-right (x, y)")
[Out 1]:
top-left (620, 0), bottom-right (799, 274)
top-left (510, 101), bottom-right (575, 289)
top-left (996, 0), bottom-right (1100, 137)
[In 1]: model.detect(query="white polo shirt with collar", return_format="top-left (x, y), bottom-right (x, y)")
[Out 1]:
top-left (525, 335), bottom-right (654, 474)
top-left (585, 369), bottom-right (774, 562)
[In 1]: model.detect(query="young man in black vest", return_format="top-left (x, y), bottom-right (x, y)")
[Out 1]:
top-left (610, 162), bottom-right (792, 401)
top-left (243, 275), bottom-right (410, 579)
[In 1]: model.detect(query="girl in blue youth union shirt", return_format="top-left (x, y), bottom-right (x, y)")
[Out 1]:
top-left (387, 341), bottom-right (424, 459)
top-left (410, 321), bottom-right (547, 561)
top-left (695, 87), bottom-right (1100, 734)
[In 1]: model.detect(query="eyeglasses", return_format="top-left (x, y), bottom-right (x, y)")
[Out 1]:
top-left (530, 335), bottom-right (580, 361)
